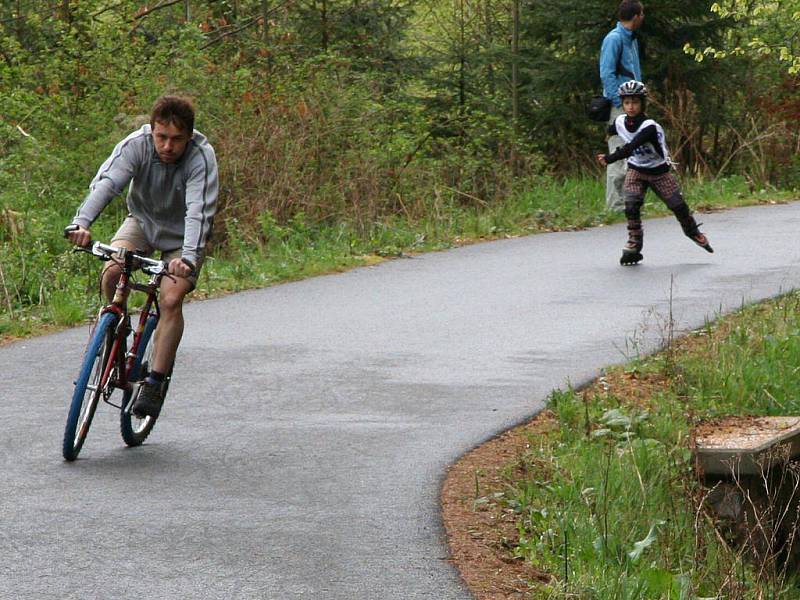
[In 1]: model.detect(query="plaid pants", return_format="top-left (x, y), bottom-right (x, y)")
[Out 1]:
top-left (623, 168), bottom-right (698, 237)
top-left (623, 169), bottom-right (681, 207)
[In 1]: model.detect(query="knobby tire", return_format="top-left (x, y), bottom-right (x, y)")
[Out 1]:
top-left (62, 312), bottom-right (118, 461)
top-left (120, 315), bottom-right (166, 447)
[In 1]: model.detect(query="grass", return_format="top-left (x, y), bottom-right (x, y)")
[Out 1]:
top-left (0, 173), bottom-right (795, 343)
top-left (493, 290), bottom-right (800, 599)
top-left (184, 174), bottom-right (791, 307)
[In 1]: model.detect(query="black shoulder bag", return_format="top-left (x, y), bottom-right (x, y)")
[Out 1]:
top-left (587, 38), bottom-right (635, 122)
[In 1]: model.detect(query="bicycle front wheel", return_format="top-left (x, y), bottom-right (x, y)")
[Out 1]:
top-left (63, 312), bottom-right (118, 461)
top-left (120, 315), bottom-right (166, 447)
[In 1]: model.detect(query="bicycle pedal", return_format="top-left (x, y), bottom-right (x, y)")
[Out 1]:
top-left (122, 388), bottom-right (139, 414)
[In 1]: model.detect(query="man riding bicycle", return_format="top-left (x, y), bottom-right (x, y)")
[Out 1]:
top-left (66, 95), bottom-right (218, 419)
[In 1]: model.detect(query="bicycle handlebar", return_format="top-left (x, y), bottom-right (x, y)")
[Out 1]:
top-left (70, 240), bottom-right (167, 276)
top-left (88, 242), bottom-right (167, 276)
top-left (64, 224), bottom-right (182, 277)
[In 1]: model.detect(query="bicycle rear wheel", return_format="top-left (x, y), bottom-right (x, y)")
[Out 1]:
top-left (120, 315), bottom-right (169, 447)
top-left (63, 312), bottom-right (118, 461)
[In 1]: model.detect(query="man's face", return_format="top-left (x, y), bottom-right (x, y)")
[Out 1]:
top-left (152, 120), bottom-right (190, 163)
top-left (632, 9), bottom-right (644, 30)
top-left (622, 96), bottom-right (643, 117)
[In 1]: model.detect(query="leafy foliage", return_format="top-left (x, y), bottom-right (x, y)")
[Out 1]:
top-left (0, 0), bottom-right (796, 334)
top-left (684, 1), bottom-right (800, 74)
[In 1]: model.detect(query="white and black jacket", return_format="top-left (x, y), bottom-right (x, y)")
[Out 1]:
top-left (604, 114), bottom-right (671, 175)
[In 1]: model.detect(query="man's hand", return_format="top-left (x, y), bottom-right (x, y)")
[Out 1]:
top-left (168, 257), bottom-right (195, 279)
top-left (596, 154), bottom-right (608, 166)
top-left (65, 224), bottom-right (92, 247)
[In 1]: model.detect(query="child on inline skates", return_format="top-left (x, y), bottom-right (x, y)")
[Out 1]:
top-left (597, 80), bottom-right (713, 265)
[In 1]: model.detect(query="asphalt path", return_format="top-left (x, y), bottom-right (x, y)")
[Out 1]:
top-left (2, 203), bottom-right (800, 599)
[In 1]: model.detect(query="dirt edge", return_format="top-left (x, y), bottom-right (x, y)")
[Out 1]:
top-left (440, 413), bottom-right (554, 599)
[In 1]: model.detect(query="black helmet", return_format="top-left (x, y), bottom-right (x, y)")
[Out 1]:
top-left (618, 80), bottom-right (648, 98)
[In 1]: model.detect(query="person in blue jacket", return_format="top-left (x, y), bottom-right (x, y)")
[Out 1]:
top-left (599, 0), bottom-right (644, 212)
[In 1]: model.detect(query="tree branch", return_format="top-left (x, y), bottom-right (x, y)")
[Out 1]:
top-left (198, 16), bottom-right (261, 50)
top-left (196, 0), bottom-right (294, 50)
top-left (92, 0), bottom-right (133, 19)
top-left (133, 0), bottom-right (185, 22)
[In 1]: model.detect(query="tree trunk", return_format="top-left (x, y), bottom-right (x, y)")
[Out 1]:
top-left (485, 0), bottom-right (494, 96)
top-left (510, 0), bottom-right (520, 173)
top-left (261, 0), bottom-right (273, 71)
top-left (15, 0), bottom-right (25, 45)
top-left (458, 0), bottom-right (465, 109)
top-left (321, 0), bottom-right (329, 52)
top-left (511, 0), bottom-right (519, 135)
top-left (262, 0), bottom-right (269, 43)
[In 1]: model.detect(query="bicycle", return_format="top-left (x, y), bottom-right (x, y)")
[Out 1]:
top-left (63, 228), bottom-right (173, 461)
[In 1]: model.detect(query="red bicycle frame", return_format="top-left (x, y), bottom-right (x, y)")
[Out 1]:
top-left (81, 244), bottom-right (165, 408)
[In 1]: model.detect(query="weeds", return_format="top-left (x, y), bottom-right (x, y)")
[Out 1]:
top-left (499, 290), bottom-right (800, 598)
top-left (5, 173), bottom-right (783, 343)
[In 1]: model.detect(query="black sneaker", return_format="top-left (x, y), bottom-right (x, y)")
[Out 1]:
top-left (131, 380), bottom-right (164, 418)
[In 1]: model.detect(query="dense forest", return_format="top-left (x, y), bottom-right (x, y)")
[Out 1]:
top-left (0, 0), bottom-right (797, 330)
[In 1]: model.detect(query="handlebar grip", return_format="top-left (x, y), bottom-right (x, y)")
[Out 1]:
top-left (180, 257), bottom-right (197, 276)
top-left (63, 224), bottom-right (80, 239)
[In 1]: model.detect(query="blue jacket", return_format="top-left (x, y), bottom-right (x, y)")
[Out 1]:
top-left (599, 23), bottom-right (642, 107)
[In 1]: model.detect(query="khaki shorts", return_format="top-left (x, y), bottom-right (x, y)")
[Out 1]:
top-left (111, 216), bottom-right (204, 289)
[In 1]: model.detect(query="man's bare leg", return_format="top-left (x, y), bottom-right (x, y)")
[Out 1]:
top-left (151, 275), bottom-right (192, 375)
top-left (131, 273), bottom-right (192, 418)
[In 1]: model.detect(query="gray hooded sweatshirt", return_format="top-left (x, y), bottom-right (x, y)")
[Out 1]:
top-left (73, 124), bottom-right (218, 265)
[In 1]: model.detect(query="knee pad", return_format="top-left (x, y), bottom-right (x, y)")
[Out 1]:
top-left (671, 202), bottom-right (699, 236)
top-left (624, 197), bottom-right (643, 220)
top-left (664, 191), bottom-right (686, 211)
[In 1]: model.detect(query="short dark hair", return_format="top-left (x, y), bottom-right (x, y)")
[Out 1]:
top-left (618, 0), bottom-right (643, 21)
top-left (150, 95), bottom-right (195, 134)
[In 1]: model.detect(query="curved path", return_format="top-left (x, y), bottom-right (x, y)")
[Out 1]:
top-left (2, 203), bottom-right (800, 599)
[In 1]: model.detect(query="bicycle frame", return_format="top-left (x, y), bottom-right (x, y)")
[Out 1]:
top-left (82, 244), bottom-right (166, 410)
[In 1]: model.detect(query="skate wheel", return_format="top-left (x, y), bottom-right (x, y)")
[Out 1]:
top-left (620, 252), bottom-right (643, 266)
